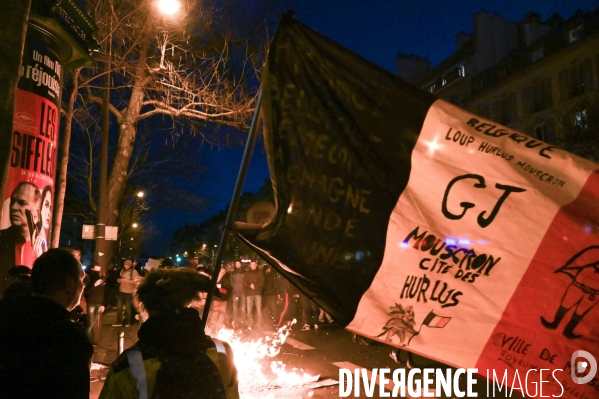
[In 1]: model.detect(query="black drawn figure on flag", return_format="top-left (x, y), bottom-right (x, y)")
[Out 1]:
top-left (408, 310), bottom-right (451, 346)
top-left (378, 305), bottom-right (451, 346)
top-left (378, 303), bottom-right (417, 345)
top-left (541, 245), bottom-right (599, 339)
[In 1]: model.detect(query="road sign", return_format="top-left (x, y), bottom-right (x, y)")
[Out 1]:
top-left (82, 224), bottom-right (95, 239)
top-left (82, 224), bottom-right (118, 239)
top-left (105, 226), bottom-right (118, 240)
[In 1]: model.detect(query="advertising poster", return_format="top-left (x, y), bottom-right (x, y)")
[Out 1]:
top-left (0, 34), bottom-right (62, 280)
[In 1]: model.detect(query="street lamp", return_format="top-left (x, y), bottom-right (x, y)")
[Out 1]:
top-left (156, 0), bottom-right (181, 15)
top-left (137, 191), bottom-right (144, 198)
top-left (132, 222), bottom-right (138, 228)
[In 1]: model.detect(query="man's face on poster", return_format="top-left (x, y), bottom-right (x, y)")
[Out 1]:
top-left (10, 184), bottom-right (39, 236)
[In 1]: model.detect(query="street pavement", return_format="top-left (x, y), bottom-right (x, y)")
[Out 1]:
top-left (90, 311), bottom-right (517, 398)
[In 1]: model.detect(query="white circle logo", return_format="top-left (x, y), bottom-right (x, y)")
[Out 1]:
top-left (571, 350), bottom-right (597, 384)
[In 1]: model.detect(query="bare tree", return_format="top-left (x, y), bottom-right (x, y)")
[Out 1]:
top-left (61, 107), bottom-right (212, 259)
top-left (52, 0), bottom-right (279, 253)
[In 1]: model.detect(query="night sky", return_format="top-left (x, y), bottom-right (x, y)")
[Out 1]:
top-left (145, 0), bottom-right (597, 256)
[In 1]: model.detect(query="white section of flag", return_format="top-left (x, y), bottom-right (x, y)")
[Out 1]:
top-left (347, 99), bottom-right (597, 368)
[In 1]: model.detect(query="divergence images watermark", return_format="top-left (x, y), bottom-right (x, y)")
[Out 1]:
top-left (338, 351), bottom-right (597, 398)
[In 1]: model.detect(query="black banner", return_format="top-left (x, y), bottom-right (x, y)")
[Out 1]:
top-left (238, 13), bottom-right (436, 325)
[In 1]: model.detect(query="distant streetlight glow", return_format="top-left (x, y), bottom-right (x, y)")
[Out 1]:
top-left (137, 191), bottom-right (144, 198)
top-left (132, 223), bottom-right (138, 228)
top-left (156, 0), bottom-right (180, 15)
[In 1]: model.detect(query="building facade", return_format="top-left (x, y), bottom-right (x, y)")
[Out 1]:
top-left (396, 8), bottom-right (599, 160)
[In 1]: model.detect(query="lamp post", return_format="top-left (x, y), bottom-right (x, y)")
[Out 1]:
top-left (95, 0), bottom-right (179, 274)
top-left (91, 0), bottom-right (179, 340)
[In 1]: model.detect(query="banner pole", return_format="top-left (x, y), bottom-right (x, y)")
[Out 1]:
top-left (201, 89), bottom-right (263, 329)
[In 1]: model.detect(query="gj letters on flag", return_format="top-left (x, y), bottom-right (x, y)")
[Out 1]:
top-left (238, 13), bottom-right (599, 398)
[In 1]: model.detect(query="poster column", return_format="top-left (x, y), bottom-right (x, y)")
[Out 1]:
top-left (0, 0), bottom-right (96, 295)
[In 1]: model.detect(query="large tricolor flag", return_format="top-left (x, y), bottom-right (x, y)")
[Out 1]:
top-left (237, 13), bottom-right (599, 396)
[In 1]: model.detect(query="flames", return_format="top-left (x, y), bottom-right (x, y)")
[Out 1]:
top-left (212, 320), bottom-right (318, 397)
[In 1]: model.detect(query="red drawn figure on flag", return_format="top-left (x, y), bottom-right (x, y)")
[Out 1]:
top-left (541, 245), bottom-right (599, 339)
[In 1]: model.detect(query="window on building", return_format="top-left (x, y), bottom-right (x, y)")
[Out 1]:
top-left (494, 94), bottom-right (518, 125)
top-left (496, 62), bottom-right (512, 79)
top-left (575, 109), bottom-right (588, 131)
top-left (569, 25), bottom-right (583, 43)
top-left (445, 66), bottom-right (462, 85)
top-left (559, 59), bottom-right (592, 101)
top-left (442, 79), bottom-right (447, 86)
top-left (459, 65), bottom-right (466, 77)
top-left (522, 78), bottom-right (552, 114)
top-left (531, 47), bottom-right (544, 62)
top-left (429, 84), bottom-right (436, 93)
top-left (472, 75), bottom-right (490, 93)
top-left (534, 123), bottom-right (555, 143)
top-left (563, 109), bottom-right (589, 136)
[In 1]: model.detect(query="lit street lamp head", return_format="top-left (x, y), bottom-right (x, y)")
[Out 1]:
top-left (156, 0), bottom-right (181, 15)
top-left (132, 223), bottom-right (138, 228)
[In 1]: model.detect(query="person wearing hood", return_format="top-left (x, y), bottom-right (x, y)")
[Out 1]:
top-left (99, 268), bottom-right (239, 399)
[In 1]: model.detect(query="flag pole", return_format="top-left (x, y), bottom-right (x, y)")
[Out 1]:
top-left (201, 89), bottom-right (263, 329)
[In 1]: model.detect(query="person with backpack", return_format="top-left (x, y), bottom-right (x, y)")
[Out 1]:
top-left (99, 268), bottom-right (239, 399)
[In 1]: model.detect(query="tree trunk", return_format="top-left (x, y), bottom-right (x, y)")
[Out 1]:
top-left (0, 0), bottom-right (31, 200)
top-left (103, 37), bottom-right (149, 262)
top-left (51, 69), bottom-right (80, 248)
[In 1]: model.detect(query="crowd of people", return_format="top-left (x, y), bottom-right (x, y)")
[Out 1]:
top-left (91, 256), bottom-right (334, 333)
top-left (1, 247), bottom-right (336, 335)
top-left (210, 259), bottom-right (334, 331)
top-left (0, 249), bottom-right (242, 399)
top-left (0, 252), bottom-right (340, 399)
